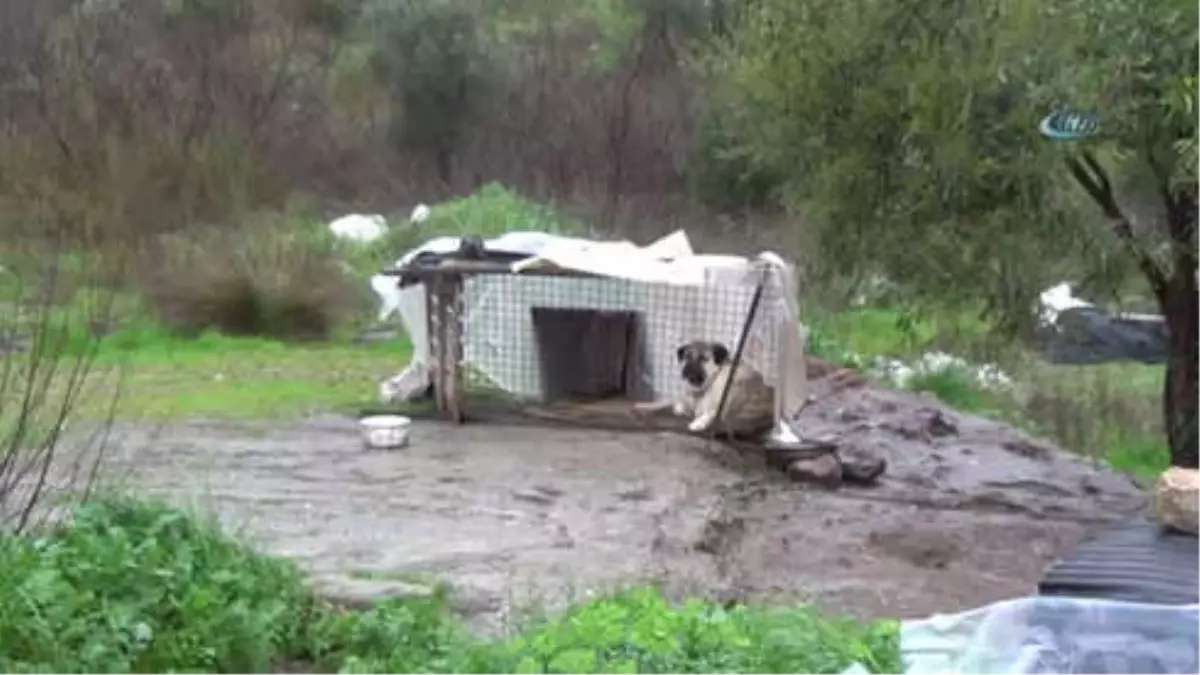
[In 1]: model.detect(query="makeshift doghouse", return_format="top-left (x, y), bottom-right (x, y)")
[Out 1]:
top-left (375, 231), bottom-right (808, 437)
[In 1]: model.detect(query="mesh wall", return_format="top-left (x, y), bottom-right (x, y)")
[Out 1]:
top-left (432, 264), bottom-right (791, 409)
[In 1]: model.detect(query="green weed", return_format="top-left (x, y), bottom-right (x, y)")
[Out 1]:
top-left (0, 498), bottom-right (315, 673)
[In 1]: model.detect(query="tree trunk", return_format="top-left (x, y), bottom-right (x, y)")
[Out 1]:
top-left (1065, 152), bottom-right (1198, 468)
top-left (1163, 210), bottom-right (1199, 469)
top-left (1163, 282), bottom-right (1197, 468)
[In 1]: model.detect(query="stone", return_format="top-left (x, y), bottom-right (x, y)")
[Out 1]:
top-left (787, 453), bottom-right (843, 489)
top-left (841, 449), bottom-right (887, 486)
top-left (1155, 467), bottom-right (1199, 536)
top-left (925, 410), bottom-right (959, 437)
top-left (313, 575), bottom-right (435, 611)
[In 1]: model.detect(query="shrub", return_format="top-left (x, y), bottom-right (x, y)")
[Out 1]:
top-left (139, 218), bottom-right (368, 341)
top-left (0, 245), bottom-right (118, 535)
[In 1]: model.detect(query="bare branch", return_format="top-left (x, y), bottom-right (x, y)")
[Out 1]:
top-left (1065, 150), bottom-right (1170, 299)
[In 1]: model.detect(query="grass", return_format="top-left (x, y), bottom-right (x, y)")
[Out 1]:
top-left (79, 327), bottom-right (414, 421)
top-left (0, 498), bottom-right (902, 674)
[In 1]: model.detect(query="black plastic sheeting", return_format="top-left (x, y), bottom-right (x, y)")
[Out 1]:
top-left (1035, 307), bottom-right (1168, 365)
top-left (1039, 518), bottom-right (1199, 606)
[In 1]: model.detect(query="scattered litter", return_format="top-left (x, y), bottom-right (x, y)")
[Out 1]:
top-left (1037, 282), bottom-right (1093, 326)
top-left (328, 214), bottom-right (387, 243)
top-left (411, 203), bottom-right (431, 224)
top-left (869, 351), bottom-right (1015, 393)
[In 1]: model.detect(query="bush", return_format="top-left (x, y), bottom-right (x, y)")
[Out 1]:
top-left (139, 218), bottom-right (368, 341)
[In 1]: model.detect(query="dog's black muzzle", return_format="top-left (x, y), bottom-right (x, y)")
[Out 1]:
top-left (681, 362), bottom-right (708, 388)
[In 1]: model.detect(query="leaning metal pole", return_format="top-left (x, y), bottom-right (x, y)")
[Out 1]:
top-left (711, 265), bottom-right (768, 434)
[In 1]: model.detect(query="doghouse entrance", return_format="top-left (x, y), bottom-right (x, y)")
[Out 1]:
top-left (531, 307), bottom-right (642, 402)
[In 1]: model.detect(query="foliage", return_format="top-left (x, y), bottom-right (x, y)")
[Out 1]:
top-left (469, 587), bottom-right (901, 675)
top-left (360, 0), bottom-right (497, 177)
top-left (0, 498), bottom-right (315, 673)
top-left (709, 0), bottom-right (1081, 331)
top-left (0, 499), bottom-right (902, 674)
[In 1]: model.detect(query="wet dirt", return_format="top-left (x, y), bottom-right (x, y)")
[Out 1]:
top-left (95, 365), bottom-right (1149, 633)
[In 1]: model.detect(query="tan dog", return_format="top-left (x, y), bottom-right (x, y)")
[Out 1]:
top-left (634, 340), bottom-right (775, 437)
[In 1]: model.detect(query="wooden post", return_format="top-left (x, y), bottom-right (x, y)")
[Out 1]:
top-left (444, 274), bottom-right (465, 423)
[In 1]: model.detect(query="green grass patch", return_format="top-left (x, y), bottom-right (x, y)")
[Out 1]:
top-left (0, 498), bottom-right (902, 674)
top-left (75, 327), bottom-right (414, 422)
top-left (807, 306), bottom-right (993, 361)
top-left (1105, 438), bottom-right (1171, 485)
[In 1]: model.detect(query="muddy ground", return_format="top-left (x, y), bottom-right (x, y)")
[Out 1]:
top-left (90, 367), bottom-right (1149, 633)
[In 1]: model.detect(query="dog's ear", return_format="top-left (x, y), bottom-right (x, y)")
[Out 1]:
top-left (710, 343), bottom-right (730, 365)
top-left (676, 344), bottom-right (688, 362)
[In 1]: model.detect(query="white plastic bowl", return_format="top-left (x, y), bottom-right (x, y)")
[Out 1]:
top-left (359, 415), bottom-right (412, 450)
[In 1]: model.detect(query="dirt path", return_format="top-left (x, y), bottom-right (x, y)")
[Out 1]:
top-left (99, 380), bottom-right (1148, 632)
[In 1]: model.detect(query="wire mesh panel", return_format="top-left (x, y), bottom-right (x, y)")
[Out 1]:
top-left (441, 263), bottom-right (792, 420)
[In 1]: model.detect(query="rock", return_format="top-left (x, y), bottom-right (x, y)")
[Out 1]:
top-left (1155, 467), bottom-right (1199, 535)
top-left (512, 488), bottom-right (556, 505)
top-left (1001, 437), bottom-right (1052, 461)
top-left (313, 575), bottom-right (435, 611)
top-left (925, 410), bottom-right (959, 437)
top-left (841, 447), bottom-right (887, 486)
top-left (787, 453), bottom-right (843, 489)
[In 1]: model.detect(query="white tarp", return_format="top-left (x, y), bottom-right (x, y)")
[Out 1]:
top-left (844, 596), bottom-right (1200, 675)
top-left (372, 230), bottom-right (806, 424)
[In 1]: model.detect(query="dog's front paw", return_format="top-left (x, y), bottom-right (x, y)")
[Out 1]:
top-left (687, 416), bottom-right (711, 433)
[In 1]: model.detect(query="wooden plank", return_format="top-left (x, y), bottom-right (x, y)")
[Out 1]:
top-left (379, 260), bottom-right (601, 280)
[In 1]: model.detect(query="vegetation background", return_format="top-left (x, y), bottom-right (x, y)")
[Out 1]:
top-left (0, 0), bottom-right (1194, 672)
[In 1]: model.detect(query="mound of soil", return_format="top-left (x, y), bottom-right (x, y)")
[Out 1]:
top-left (94, 363), bottom-right (1145, 632)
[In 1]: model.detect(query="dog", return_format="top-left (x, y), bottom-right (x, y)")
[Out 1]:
top-left (634, 340), bottom-right (775, 437)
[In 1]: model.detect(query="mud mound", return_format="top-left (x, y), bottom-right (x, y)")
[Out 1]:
top-left (92, 367), bottom-right (1146, 631)
top-left (789, 358), bottom-right (1144, 521)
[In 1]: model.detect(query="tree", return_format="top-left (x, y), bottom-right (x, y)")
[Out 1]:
top-left (361, 0), bottom-right (494, 185)
top-left (1056, 0), bottom-right (1198, 467)
top-left (707, 0), bottom-right (1083, 326)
